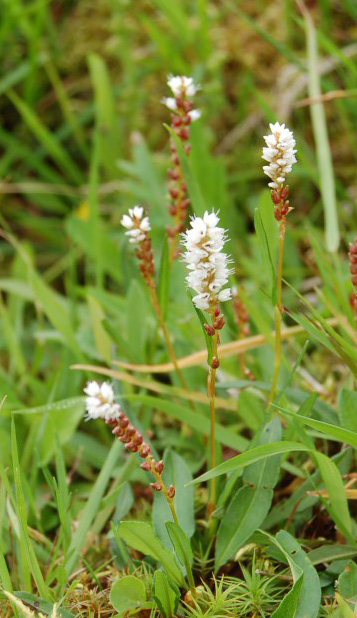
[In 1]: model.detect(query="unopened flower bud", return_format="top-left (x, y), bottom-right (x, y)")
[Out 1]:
top-left (280, 186), bottom-right (289, 199)
top-left (140, 461), bottom-right (151, 471)
top-left (133, 432), bottom-right (143, 445)
top-left (204, 324), bottom-right (215, 336)
top-left (167, 485), bottom-right (175, 498)
top-left (155, 460), bottom-right (164, 474)
top-left (213, 316), bottom-right (225, 330)
top-left (125, 442), bottom-right (138, 453)
top-left (120, 418), bottom-right (129, 429)
top-left (140, 444), bottom-right (151, 458)
top-left (271, 190), bottom-right (281, 205)
top-left (112, 426), bottom-right (125, 437)
top-left (150, 482), bottom-right (162, 492)
top-left (126, 424), bottom-right (135, 436)
top-left (211, 356), bottom-right (219, 369)
top-left (178, 127), bottom-right (189, 141)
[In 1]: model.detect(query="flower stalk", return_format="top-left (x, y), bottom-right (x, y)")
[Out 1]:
top-left (262, 122), bottom-right (297, 407)
top-left (181, 211), bottom-right (233, 516)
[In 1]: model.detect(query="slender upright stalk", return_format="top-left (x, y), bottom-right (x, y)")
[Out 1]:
top-left (268, 219), bottom-right (286, 408)
top-left (207, 312), bottom-right (219, 517)
top-left (262, 121), bottom-right (297, 408)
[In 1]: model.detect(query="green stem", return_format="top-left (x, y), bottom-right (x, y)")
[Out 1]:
top-left (267, 218), bottom-right (286, 409)
top-left (207, 330), bottom-right (218, 517)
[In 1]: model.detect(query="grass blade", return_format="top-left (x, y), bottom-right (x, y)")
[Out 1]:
top-left (300, 3), bottom-right (340, 251)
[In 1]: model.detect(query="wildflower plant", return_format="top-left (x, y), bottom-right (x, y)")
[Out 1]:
top-left (163, 75), bottom-right (200, 261)
top-left (84, 381), bottom-right (177, 519)
top-left (262, 122), bottom-right (297, 405)
top-left (3, 27), bottom-right (356, 618)
top-left (182, 211), bottom-right (233, 515)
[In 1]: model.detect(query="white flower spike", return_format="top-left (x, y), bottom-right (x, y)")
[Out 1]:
top-left (84, 381), bottom-right (121, 421)
top-left (121, 206), bottom-right (151, 243)
top-left (181, 211), bottom-right (234, 311)
top-left (262, 122), bottom-right (297, 189)
top-left (167, 75), bottom-right (199, 99)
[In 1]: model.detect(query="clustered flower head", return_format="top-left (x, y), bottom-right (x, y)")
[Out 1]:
top-left (121, 206), bottom-right (151, 243)
top-left (262, 122), bottom-right (297, 221)
top-left (262, 122), bottom-right (297, 189)
top-left (162, 75), bottom-right (201, 122)
top-left (121, 206), bottom-right (155, 288)
top-left (182, 211), bottom-right (233, 311)
top-left (84, 381), bottom-right (121, 421)
top-left (84, 382), bottom-right (175, 498)
top-left (163, 76), bottom-right (200, 253)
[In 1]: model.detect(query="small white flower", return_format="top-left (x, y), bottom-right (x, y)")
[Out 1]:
top-left (167, 75), bottom-right (199, 98)
top-left (84, 381), bottom-right (121, 421)
top-left (262, 122), bottom-right (297, 189)
top-left (181, 211), bottom-right (234, 311)
top-left (161, 97), bottom-right (177, 111)
top-left (162, 97), bottom-right (201, 122)
top-left (189, 109), bottom-right (201, 122)
top-left (121, 206), bottom-right (151, 244)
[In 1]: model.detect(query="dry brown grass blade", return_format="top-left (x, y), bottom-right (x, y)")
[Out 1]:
top-left (111, 319), bottom-right (338, 373)
top-left (307, 489), bottom-right (357, 500)
top-left (70, 365), bottom-right (238, 411)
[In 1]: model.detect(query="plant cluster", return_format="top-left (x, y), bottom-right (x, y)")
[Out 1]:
top-left (0, 2), bottom-right (356, 618)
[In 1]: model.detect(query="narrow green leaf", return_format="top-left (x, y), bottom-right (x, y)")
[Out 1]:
top-left (65, 440), bottom-right (122, 576)
top-left (190, 442), bottom-right (311, 485)
top-left (273, 530), bottom-right (321, 618)
top-left (13, 592), bottom-right (74, 618)
top-left (153, 450), bottom-right (194, 550)
top-left (338, 390), bottom-right (357, 434)
top-left (166, 522), bottom-right (193, 568)
top-left (303, 7), bottom-right (339, 251)
top-left (337, 561), bottom-right (357, 609)
top-left (216, 485), bottom-right (273, 572)
top-left (11, 418), bottom-right (50, 600)
top-left (116, 521), bottom-right (184, 586)
top-left (308, 545), bottom-right (357, 566)
top-left (215, 418), bottom-right (281, 570)
top-left (7, 90), bottom-right (83, 185)
top-left (314, 451), bottom-right (353, 536)
top-left (88, 53), bottom-right (121, 178)
top-left (271, 574), bottom-right (304, 618)
top-left (276, 405), bottom-right (357, 448)
top-left (153, 570), bottom-right (179, 618)
top-left (87, 294), bottom-right (112, 364)
top-left (121, 394), bottom-right (248, 453)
